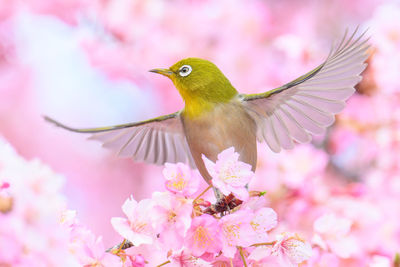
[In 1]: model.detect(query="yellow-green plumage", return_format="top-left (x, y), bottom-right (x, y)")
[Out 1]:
top-left (169, 58), bottom-right (238, 119)
top-left (44, 29), bottom-right (370, 185)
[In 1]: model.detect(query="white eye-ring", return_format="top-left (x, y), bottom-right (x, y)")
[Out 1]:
top-left (178, 65), bottom-right (192, 77)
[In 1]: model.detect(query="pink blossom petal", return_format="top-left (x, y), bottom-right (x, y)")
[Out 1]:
top-left (111, 217), bottom-right (153, 246)
top-left (163, 163), bottom-right (200, 197)
top-left (121, 196), bottom-right (138, 221)
top-left (185, 214), bottom-right (222, 257)
top-left (252, 208), bottom-right (278, 233)
top-left (203, 147), bottom-right (254, 200)
top-left (219, 210), bottom-right (254, 258)
top-left (272, 233), bottom-right (312, 266)
top-left (248, 246), bottom-right (272, 262)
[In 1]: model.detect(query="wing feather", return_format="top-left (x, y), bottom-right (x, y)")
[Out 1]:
top-left (272, 113), bottom-right (294, 150)
top-left (276, 107), bottom-right (311, 143)
top-left (290, 95), bottom-right (345, 113)
top-left (163, 132), bottom-right (176, 163)
top-left (173, 134), bottom-right (189, 164)
top-left (284, 102), bottom-right (325, 134)
top-left (152, 130), bottom-right (160, 165)
top-left (242, 28), bottom-right (369, 152)
top-left (44, 112), bottom-right (195, 168)
top-left (118, 128), bottom-right (143, 156)
top-left (263, 116), bottom-right (281, 153)
top-left (287, 97), bottom-right (335, 125)
top-left (131, 128), bottom-right (150, 160)
top-left (143, 128), bottom-right (154, 162)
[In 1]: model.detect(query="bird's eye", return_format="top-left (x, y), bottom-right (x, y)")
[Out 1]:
top-left (178, 65), bottom-right (192, 77)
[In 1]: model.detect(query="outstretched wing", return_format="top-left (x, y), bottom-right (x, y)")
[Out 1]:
top-left (242, 28), bottom-right (370, 152)
top-left (44, 112), bottom-right (195, 168)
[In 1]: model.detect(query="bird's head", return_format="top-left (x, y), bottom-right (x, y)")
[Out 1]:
top-left (150, 58), bottom-right (238, 108)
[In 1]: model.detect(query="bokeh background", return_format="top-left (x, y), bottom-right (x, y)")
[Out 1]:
top-left (1, 0), bottom-right (400, 265)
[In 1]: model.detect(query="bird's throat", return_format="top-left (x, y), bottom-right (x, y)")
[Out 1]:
top-left (183, 97), bottom-right (214, 119)
top-left (175, 78), bottom-right (238, 119)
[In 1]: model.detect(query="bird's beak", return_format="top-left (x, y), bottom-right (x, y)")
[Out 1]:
top-left (149, 68), bottom-right (174, 77)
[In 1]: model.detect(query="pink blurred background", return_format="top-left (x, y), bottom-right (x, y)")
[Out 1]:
top-left (1, 0), bottom-right (399, 257)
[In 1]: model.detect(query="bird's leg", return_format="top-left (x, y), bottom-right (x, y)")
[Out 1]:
top-left (212, 187), bottom-right (226, 216)
top-left (213, 187), bottom-right (224, 203)
top-left (106, 239), bottom-right (133, 253)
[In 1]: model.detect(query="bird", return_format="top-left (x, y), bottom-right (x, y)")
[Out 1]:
top-left (45, 28), bottom-right (369, 186)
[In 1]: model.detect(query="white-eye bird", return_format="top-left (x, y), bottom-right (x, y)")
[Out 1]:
top-left (45, 29), bottom-right (369, 185)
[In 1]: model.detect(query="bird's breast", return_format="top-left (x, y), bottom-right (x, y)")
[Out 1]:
top-left (181, 100), bottom-right (257, 182)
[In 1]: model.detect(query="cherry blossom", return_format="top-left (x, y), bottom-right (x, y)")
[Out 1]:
top-left (369, 255), bottom-right (392, 267)
top-left (151, 192), bottom-right (192, 249)
top-left (271, 232), bottom-right (313, 266)
top-left (76, 236), bottom-right (122, 267)
top-left (312, 213), bottom-right (359, 258)
top-left (0, 139), bottom-right (79, 266)
top-left (168, 249), bottom-right (212, 267)
top-left (184, 214), bottom-right (222, 257)
top-left (127, 254), bottom-right (146, 267)
top-left (249, 207), bottom-right (278, 243)
top-left (163, 162), bottom-right (200, 197)
top-left (111, 196), bottom-right (154, 246)
top-left (203, 147), bottom-right (254, 201)
top-left (60, 210), bottom-right (78, 227)
top-left (219, 209), bottom-right (255, 258)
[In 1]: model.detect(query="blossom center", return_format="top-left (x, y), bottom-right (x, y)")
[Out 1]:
top-left (168, 211), bottom-right (177, 223)
top-left (194, 226), bottom-right (213, 248)
top-left (223, 223), bottom-right (240, 246)
top-left (132, 221), bottom-right (147, 233)
top-left (171, 174), bottom-right (187, 190)
top-left (251, 221), bottom-right (260, 232)
top-left (220, 166), bottom-right (240, 183)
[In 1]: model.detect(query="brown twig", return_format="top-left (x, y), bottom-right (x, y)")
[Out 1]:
top-left (238, 247), bottom-right (248, 267)
top-left (156, 260), bottom-right (171, 267)
top-left (251, 241), bottom-right (276, 247)
top-left (193, 184), bottom-right (212, 203)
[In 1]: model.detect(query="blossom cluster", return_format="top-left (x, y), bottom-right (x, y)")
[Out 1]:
top-left (0, 138), bottom-right (79, 266)
top-left (0, 139), bottom-right (313, 266)
top-left (103, 148), bottom-right (312, 266)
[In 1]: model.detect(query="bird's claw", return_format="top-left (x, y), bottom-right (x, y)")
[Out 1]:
top-left (204, 193), bottom-right (243, 216)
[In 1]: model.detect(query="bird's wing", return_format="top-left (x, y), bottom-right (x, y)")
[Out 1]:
top-left (241, 28), bottom-right (370, 152)
top-left (44, 112), bottom-right (196, 168)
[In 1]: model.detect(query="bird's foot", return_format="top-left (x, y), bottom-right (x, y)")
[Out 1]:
top-left (106, 239), bottom-right (134, 253)
top-left (213, 187), bottom-right (224, 202)
top-left (204, 193), bottom-right (243, 216)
